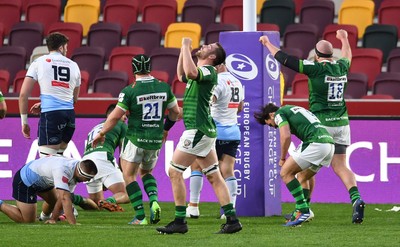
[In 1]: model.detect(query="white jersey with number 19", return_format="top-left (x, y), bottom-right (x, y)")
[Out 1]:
top-left (26, 52), bottom-right (81, 113)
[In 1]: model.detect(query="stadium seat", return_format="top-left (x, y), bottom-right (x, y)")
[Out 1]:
top-left (338, 0), bottom-right (374, 38)
top-left (291, 73), bottom-right (309, 96)
top-left (47, 22), bottom-right (83, 58)
top-left (362, 24), bottom-right (398, 62)
top-left (322, 24), bottom-right (358, 50)
top-left (373, 0), bottom-right (384, 15)
top-left (64, 0), bottom-right (100, 36)
top-left (108, 46), bottom-right (145, 84)
top-left (260, 0), bottom-right (295, 36)
top-left (87, 22), bottom-right (122, 59)
top-left (387, 48), bottom-right (400, 73)
top-left (171, 77), bottom-right (187, 98)
top-left (71, 46), bottom-right (105, 84)
top-left (9, 22), bottom-right (44, 61)
top-left (30, 45), bottom-right (49, 63)
top-left (372, 72), bottom-right (400, 99)
top-left (13, 69), bottom-right (40, 97)
top-left (220, 0), bottom-right (243, 30)
top-left (126, 23), bottom-right (161, 54)
top-left (151, 70), bottom-right (169, 84)
top-left (350, 48), bottom-right (383, 89)
top-left (164, 23), bottom-right (201, 49)
top-left (79, 70), bottom-right (90, 95)
top-left (182, 0), bottom-right (216, 35)
top-left (378, 0), bottom-right (400, 38)
top-left (281, 47), bottom-right (303, 93)
top-left (141, 0), bottom-right (177, 35)
top-left (0, 46), bottom-right (26, 87)
top-left (0, 69), bottom-right (10, 93)
top-left (283, 24), bottom-right (319, 59)
top-left (361, 94), bottom-right (394, 100)
top-left (293, 0), bottom-right (304, 15)
top-left (204, 23), bottom-right (240, 44)
top-left (92, 71), bottom-right (129, 97)
top-left (0, 0), bottom-right (22, 35)
top-left (257, 23), bottom-right (280, 33)
top-left (150, 47), bottom-right (180, 85)
top-left (345, 72), bottom-right (368, 99)
top-left (299, 0), bottom-right (334, 38)
top-left (176, 0), bottom-right (186, 15)
top-left (103, 0), bottom-right (139, 36)
top-left (26, 0), bottom-right (61, 34)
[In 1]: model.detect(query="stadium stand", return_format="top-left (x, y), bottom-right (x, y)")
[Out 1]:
top-left (0, 0), bottom-right (22, 36)
top-left (25, 0), bottom-right (61, 35)
top-left (387, 49), bottom-right (400, 73)
top-left (350, 48), bottom-right (383, 90)
top-left (220, 0), bottom-right (243, 30)
top-left (291, 73), bottom-right (309, 96)
top-left (378, 0), bottom-right (400, 38)
top-left (362, 24), bottom-right (398, 62)
top-left (150, 47), bottom-right (180, 85)
top-left (322, 24), bottom-right (358, 50)
top-left (345, 72), bottom-right (369, 99)
top-left (338, 0), bottom-right (374, 38)
top-left (281, 47), bottom-right (303, 93)
top-left (164, 22), bottom-right (202, 49)
top-left (141, 0), bottom-right (177, 35)
top-left (87, 22), bottom-right (122, 59)
top-left (64, 0), bottom-right (100, 36)
top-left (92, 70), bottom-right (129, 97)
top-left (0, 46), bottom-right (26, 88)
top-left (372, 72), bottom-right (400, 99)
top-left (9, 22), bottom-right (43, 62)
top-left (283, 23), bottom-right (319, 59)
top-left (103, 0), bottom-right (139, 36)
top-left (182, 0), bottom-right (216, 36)
top-left (260, 0), bottom-right (295, 36)
top-left (71, 46), bottom-right (105, 84)
top-left (30, 45), bottom-right (49, 63)
top-left (204, 23), bottom-right (239, 44)
top-left (299, 0), bottom-right (335, 38)
top-left (126, 23), bottom-right (161, 54)
top-left (12, 69), bottom-right (40, 97)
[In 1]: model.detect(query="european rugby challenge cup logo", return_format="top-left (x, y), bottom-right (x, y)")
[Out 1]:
top-left (225, 54), bottom-right (258, 81)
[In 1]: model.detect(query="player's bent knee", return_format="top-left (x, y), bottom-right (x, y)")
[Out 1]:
top-left (169, 161), bottom-right (187, 174)
top-left (202, 163), bottom-right (219, 176)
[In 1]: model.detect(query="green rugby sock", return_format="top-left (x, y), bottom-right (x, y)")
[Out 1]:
top-left (142, 174), bottom-right (158, 207)
top-left (349, 186), bottom-right (361, 204)
top-left (287, 179), bottom-right (308, 213)
top-left (126, 181), bottom-right (145, 220)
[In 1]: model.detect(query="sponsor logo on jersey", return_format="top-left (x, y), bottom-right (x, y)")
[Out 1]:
top-left (62, 176), bottom-right (68, 183)
top-left (325, 75), bottom-right (347, 83)
top-left (226, 53), bottom-right (258, 80)
top-left (265, 54), bottom-right (279, 80)
top-left (199, 66), bottom-right (211, 76)
top-left (46, 58), bottom-right (51, 63)
top-left (137, 93), bottom-right (167, 102)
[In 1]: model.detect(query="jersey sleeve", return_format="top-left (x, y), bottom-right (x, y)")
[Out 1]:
top-left (299, 59), bottom-right (320, 78)
top-left (166, 85), bottom-right (178, 109)
top-left (117, 86), bottom-right (131, 111)
top-left (197, 65), bottom-right (215, 83)
top-left (26, 60), bottom-right (39, 81)
top-left (213, 80), bottom-right (223, 100)
top-left (337, 58), bottom-right (351, 72)
top-left (274, 109), bottom-right (289, 128)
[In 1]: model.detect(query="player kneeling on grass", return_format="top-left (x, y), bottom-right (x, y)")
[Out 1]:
top-left (254, 103), bottom-right (335, 227)
top-left (0, 155), bottom-right (97, 225)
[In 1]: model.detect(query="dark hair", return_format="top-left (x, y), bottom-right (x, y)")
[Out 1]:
top-left (106, 104), bottom-right (116, 117)
top-left (80, 159), bottom-right (98, 176)
top-left (253, 103), bottom-right (280, 125)
top-left (46, 32), bottom-right (69, 51)
top-left (213, 42), bottom-right (226, 66)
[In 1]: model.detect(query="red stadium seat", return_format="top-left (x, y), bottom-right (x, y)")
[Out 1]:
top-left (0, 69), bottom-right (10, 94)
top-left (92, 71), bottom-right (129, 97)
top-left (220, 0), bottom-right (243, 30)
top-left (48, 22), bottom-right (83, 58)
top-left (141, 0), bottom-right (177, 35)
top-left (323, 24), bottom-right (358, 50)
top-left (108, 46), bottom-right (145, 84)
top-left (103, 0), bottom-right (139, 36)
top-left (291, 73), bottom-right (309, 96)
top-left (0, 0), bottom-right (22, 35)
top-left (350, 48), bottom-right (383, 89)
top-left (26, 0), bottom-right (61, 34)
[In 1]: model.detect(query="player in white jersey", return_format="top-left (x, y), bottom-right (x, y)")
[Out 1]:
top-left (0, 155), bottom-right (97, 224)
top-left (186, 64), bottom-right (244, 218)
top-left (19, 32), bottom-right (81, 157)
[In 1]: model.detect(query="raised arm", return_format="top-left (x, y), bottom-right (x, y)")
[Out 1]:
top-left (336, 29), bottom-right (352, 62)
top-left (181, 38), bottom-right (198, 79)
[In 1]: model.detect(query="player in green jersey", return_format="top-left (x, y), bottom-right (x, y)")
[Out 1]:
top-left (260, 29), bottom-right (365, 224)
top-left (81, 104), bottom-right (129, 212)
top-left (0, 90), bottom-right (6, 119)
top-left (92, 54), bottom-right (180, 225)
top-left (254, 103), bottom-right (334, 227)
top-left (156, 38), bottom-right (242, 235)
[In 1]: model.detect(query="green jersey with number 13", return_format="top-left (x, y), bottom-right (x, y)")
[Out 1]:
top-left (299, 58), bottom-right (350, 127)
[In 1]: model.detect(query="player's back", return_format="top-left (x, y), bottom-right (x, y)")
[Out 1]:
top-left (28, 52), bottom-right (81, 112)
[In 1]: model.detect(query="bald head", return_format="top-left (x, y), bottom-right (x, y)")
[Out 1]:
top-left (315, 40), bottom-right (333, 58)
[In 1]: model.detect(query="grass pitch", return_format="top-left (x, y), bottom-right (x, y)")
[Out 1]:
top-left (1, 201), bottom-right (399, 247)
